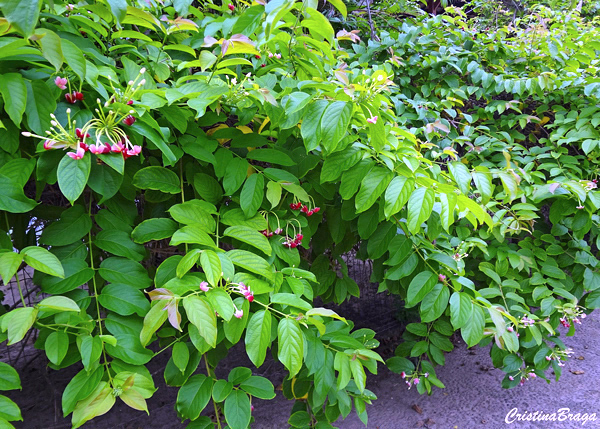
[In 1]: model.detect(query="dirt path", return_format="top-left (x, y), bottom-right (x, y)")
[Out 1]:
top-left (7, 311), bottom-right (600, 429)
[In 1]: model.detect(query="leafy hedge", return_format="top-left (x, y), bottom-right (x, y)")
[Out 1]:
top-left (0, 0), bottom-right (598, 428)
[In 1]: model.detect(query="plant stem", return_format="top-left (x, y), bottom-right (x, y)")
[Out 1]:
top-left (205, 354), bottom-right (222, 429)
top-left (15, 272), bottom-right (26, 308)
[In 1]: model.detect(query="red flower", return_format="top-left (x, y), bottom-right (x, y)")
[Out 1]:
top-left (261, 64), bottom-right (266, 68)
top-left (228, 3), bottom-right (234, 10)
top-left (74, 91), bottom-right (84, 101)
top-left (127, 100), bottom-right (134, 105)
top-left (123, 115), bottom-right (136, 126)
top-left (255, 55), bottom-right (261, 59)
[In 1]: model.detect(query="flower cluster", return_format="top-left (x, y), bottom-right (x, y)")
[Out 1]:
top-left (400, 370), bottom-right (429, 390)
top-left (545, 347), bottom-right (574, 367)
top-left (283, 233), bottom-right (303, 249)
top-left (289, 202), bottom-right (320, 216)
top-left (231, 282), bottom-right (254, 302)
top-left (260, 228), bottom-right (282, 238)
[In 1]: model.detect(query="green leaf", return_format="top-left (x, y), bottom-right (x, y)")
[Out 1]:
top-left (79, 335), bottom-right (102, 372)
top-left (406, 271), bottom-right (436, 307)
top-left (0, 173), bottom-right (36, 213)
top-left (0, 0), bottom-right (42, 36)
top-left (140, 302), bottom-right (168, 347)
top-left (407, 188), bottom-right (435, 234)
top-left (95, 230), bottom-right (146, 262)
top-left (239, 376), bottom-right (275, 400)
top-left (200, 250), bottom-right (222, 287)
top-left (193, 173), bottom-right (223, 204)
top-left (206, 288), bottom-right (234, 321)
top-left (240, 173), bottom-right (264, 218)
top-left (0, 73), bottom-right (27, 126)
top-left (45, 331), bottom-right (69, 365)
top-left (245, 310), bottom-right (272, 367)
top-left (472, 167), bottom-right (493, 205)
top-left (320, 101), bottom-right (352, 153)
top-left (349, 358), bottom-right (366, 393)
top-left (246, 149), bottom-right (296, 166)
top-left (106, 0), bottom-right (128, 24)
top-left (57, 153), bottom-right (91, 205)
top-left (39, 205), bottom-right (92, 246)
top-left (61, 39), bottom-right (86, 81)
top-left (450, 292), bottom-right (473, 329)
top-left (38, 28), bottom-right (63, 71)
top-left (224, 298), bottom-right (249, 344)
top-left (172, 341), bottom-right (190, 374)
top-left (320, 147), bottom-right (362, 183)
top-left (6, 307), bottom-right (38, 345)
top-left (71, 381), bottom-right (115, 428)
top-left (183, 296), bottom-right (217, 348)
top-left (0, 394), bottom-right (22, 422)
top-left (384, 176), bottom-right (414, 219)
top-left (170, 225), bottom-right (216, 248)
top-left (224, 390), bottom-right (251, 429)
top-left (62, 367), bottom-right (104, 416)
top-left (99, 284), bottom-right (150, 317)
top-left (176, 374), bottom-right (213, 421)
top-left (355, 167), bottom-right (393, 213)
top-left (271, 293), bottom-right (312, 311)
top-left (38, 296), bottom-right (80, 312)
top-left (327, 0), bottom-right (347, 17)
top-left (461, 305), bottom-right (485, 347)
top-left (0, 362), bottom-right (20, 391)
top-left (334, 352), bottom-right (351, 390)
top-left (227, 249), bottom-right (273, 281)
top-left (277, 318), bottom-right (304, 378)
top-left (222, 158), bottom-right (248, 195)
top-left (169, 200), bottom-right (216, 231)
top-left (212, 379), bottom-right (233, 402)
top-left (132, 218), bottom-right (178, 244)
top-left (0, 252), bottom-right (22, 285)
top-left (24, 80), bottom-right (56, 135)
top-left (266, 181), bottom-right (282, 209)
top-left (133, 166), bottom-right (180, 194)
top-left (301, 99), bottom-right (328, 152)
top-left (99, 258), bottom-right (152, 289)
top-left (223, 225), bottom-right (271, 256)
top-left (129, 121), bottom-right (177, 164)
top-left (22, 246), bottom-right (64, 277)
top-left (88, 161), bottom-right (123, 203)
top-left (420, 284), bottom-right (450, 323)
top-left (231, 5), bottom-right (264, 35)
top-left (448, 162), bottom-right (471, 195)
top-left (177, 249), bottom-right (201, 278)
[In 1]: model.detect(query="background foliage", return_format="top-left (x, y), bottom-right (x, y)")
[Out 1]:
top-left (0, 0), bottom-right (598, 427)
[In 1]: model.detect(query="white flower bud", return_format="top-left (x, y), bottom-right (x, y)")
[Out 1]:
top-left (51, 120), bottom-right (58, 126)
top-left (66, 108), bottom-right (71, 114)
top-left (140, 67), bottom-right (146, 74)
top-left (128, 80), bottom-right (134, 86)
top-left (138, 79), bottom-right (146, 86)
top-left (21, 132), bottom-right (31, 137)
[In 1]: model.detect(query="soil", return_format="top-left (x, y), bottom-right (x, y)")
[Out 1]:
top-left (3, 310), bottom-right (599, 429)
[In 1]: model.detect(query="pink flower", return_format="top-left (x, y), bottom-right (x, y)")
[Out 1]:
top-left (528, 372), bottom-right (536, 378)
top-left (126, 145), bottom-right (142, 156)
top-left (424, 373), bottom-right (429, 378)
top-left (400, 371), bottom-right (406, 378)
top-left (67, 146), bottom-right (85, 160)
top-left (545, 356), bottom-right (552, 361)
top-left (234, 308), bottom-right (244, 319)
top-left (65, 4), bottom-right (75, 11)
top-left (509, 376), bottom-right (514, 381)
top-left (111, 142), bottom-right (124, 153)
top-left (43, 140), bottom-right (55, 150)
top-left (199, 281), bottom-right (210, 292)
top-left (367, 116), bottom-right (378, 124)
top-left (413, 378), bottom-right (419, 385)
top-left (438, 274), bottom-right (446, 282)
top-left (507, 326), bottom-right (514, 332)
top-left (54, 76), bottom-right (68, 90)
top-left (577, 205), bottom-right (584, 209)
top-left (89, 144), bottom-right (106, 155)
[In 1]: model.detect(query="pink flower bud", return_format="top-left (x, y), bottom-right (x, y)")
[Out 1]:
top-left (234, 308), bottom-right (243, 319)
top-left (400, 371), bottom-right (406, 378)
top-left (413, 378), bottom-right (420, 385)
top-left (509, 376), bottom-right (514, 381)
top-left (438, 274), bottom-right (446, 282)
top-left (545, 356), bottom-right (552, 361)
top-left (199, 281), bottom-right (210, 292)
